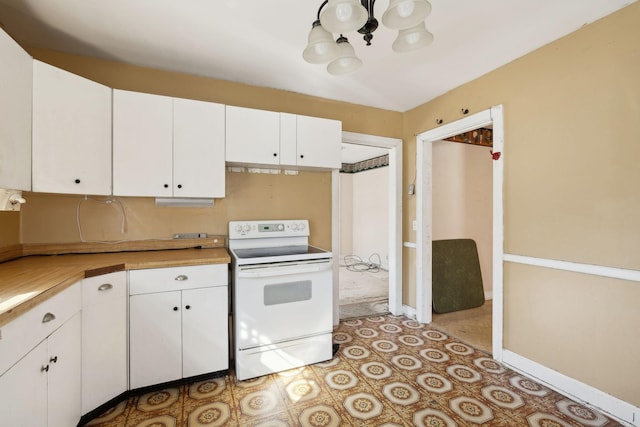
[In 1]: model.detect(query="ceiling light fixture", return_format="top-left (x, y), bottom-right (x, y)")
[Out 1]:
top-left (303, 0), bottom-right (434, 75)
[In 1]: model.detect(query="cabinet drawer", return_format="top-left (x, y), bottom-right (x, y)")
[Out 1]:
top-left (0, 283), bottom-right (81, 376)
top-left (82, 271), bottom-right (126, 307)
top-left (129, 264), bottom-right (227, 295)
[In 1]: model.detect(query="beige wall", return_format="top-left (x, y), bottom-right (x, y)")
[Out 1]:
top-left (351, 167), bottom-right (389, 268)
top-left (339, 174), bottom-right (354, 257)
top-left (20, 171), bottom-right (335, 249)
top-left (0, 212), bottom-right (20, 246)
top-left (432, 141), bottom-right (493, 294)
top-left (404, 3), bottom-right (640, 406)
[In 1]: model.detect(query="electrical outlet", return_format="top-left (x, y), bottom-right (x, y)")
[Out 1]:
top-left (173, 233), bottom-right (207, 239)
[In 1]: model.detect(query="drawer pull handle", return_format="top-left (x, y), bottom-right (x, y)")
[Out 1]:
top-left (41, 364), bottom-right (49, 373)
top-left (175, 275), bottom-right (188, 281)
top-left (42, 312), bottom-right (56, 323)
top-left (50, 356), bottom-right (58, 364)
top-left (98, 283), bottom-right (113, 291)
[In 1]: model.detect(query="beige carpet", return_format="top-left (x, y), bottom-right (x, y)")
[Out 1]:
top-left (339, 265), bottom-right (388, 304)
top-left (431, 299), bottom-right (492, 354)
top-left (339, 265), bottom-right (389, 319)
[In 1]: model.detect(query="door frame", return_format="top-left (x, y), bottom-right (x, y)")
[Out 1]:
top-left (332, 131), bottom-right (403, 325)
top-left (416, 105), bottom-right (504, 359)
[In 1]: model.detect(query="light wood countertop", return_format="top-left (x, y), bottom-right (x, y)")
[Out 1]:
top-left (0, 247), bottom-right (230, 327)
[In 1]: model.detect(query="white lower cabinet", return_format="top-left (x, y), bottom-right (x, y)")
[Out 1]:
top-left (0, 312), bottom-right (81, 427)
top-left (81, 272), bottom-right (127, 414)
top-left (47, 313), bottom-right (82, 427)
top-left (129, 265), bottom-right (229, 389)
top-left (0, 338), bottom-right (48, 426)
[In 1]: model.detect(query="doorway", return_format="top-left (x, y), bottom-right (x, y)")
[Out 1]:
top-left (331, 132), bottom-right (403, 325)
top-left (415, 106), bottom-right (504, 360)
top-left (338, 144), bottom-right (390, 319)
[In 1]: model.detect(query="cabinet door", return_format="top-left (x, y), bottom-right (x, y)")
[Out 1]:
top-left (182, 287), bottom-right (228, 377)
top-left (32, 61), bottom-right (112, 195)
top-left (0, 340), bottom-right (48, 427)
top-left (48, 313), bottom-right (81, 427)
top-left (279, 113), bottom-right (297, 167)
top-left (296, 115), bottom-right (342, 169)
top-left (0, 28), bottom-right (32, 191)
top-left (130, 292), bottom-right (182, 389)
top-left (174, 98), bottom-right (225, 198)
top-left (81, 272), bottom-right (127, 414)
top-left (225, 105), bottom-right (280, 166)
top-left (113, 89), bottom-right (173, 197)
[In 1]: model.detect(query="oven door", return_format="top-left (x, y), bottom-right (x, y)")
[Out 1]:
top-left (234, 259), bottom-right (333, 351)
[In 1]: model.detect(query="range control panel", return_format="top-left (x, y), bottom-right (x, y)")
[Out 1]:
top-left (229, 220), bottom-right (309, 239)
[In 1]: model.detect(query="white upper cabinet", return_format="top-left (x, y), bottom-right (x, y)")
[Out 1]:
top-left (294, 114), bottom-right (342, 169)
top-left (113, 90), bottom-right (173, 197)
top-left (113, 90), bottom-right (225, 198)
top-left (0, 28), bottom-right (32, 191)
top-left (32, 61), bottom-right (112, 195)
top-left (225, 105), bottom-right (280, 166)
top-left (173, 98), bottom-right (225, 198)
top-left (226, 106), bottom-right (342, 170)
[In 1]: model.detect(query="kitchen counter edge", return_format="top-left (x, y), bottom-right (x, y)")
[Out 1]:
top-left (0, 247), bottom-right (230, 327)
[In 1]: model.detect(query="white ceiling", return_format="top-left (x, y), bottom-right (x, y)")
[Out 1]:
top-left (0, 0), bottom-right (635, 112)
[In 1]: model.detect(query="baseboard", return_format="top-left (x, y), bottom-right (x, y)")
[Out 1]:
top-left (402, 304), bottom-right (417, 319)
top-left (502, 350), bottom-right (639, 426)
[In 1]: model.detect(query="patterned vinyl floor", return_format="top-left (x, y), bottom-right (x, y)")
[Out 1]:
top-left (85, 314), bottom-right (621, 426)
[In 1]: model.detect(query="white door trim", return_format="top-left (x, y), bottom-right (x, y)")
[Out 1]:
top-left (416, 105), bottom-right (504, 360)
top-left (332, 131), bottom-right (403, 325)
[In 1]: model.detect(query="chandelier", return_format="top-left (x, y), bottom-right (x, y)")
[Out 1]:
top-left (303, 0), bottom-right (434, 75)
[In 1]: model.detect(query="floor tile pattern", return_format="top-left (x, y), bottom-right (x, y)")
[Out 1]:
top-left (86, 314), bottom-right (621, 426)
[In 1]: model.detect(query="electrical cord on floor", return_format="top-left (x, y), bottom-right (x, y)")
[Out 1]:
top-left (343, 253), bottom-right (383, 273)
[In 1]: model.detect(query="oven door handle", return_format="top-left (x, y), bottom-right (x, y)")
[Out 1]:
top-left (237, 262), bottom-right (332, 278)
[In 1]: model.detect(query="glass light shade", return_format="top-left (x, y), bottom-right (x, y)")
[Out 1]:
top-left (320, 0), bottom-right (368, 34)
top-left (303, 22), bottom-right (340, 64)
top-left (382, 0), bottom-right (432, 30)
top-left (392, 22), bottom-right (434, 52)
top-left (327, 38), bottom-right (362, 75)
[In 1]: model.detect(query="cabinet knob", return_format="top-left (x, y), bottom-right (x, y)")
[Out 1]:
top-left (175, 275), bottom-right (188, 281)
top-left (177, 184), bottom-right (182, 189)
top-left (185, 305), bottom-right (191, 310)
top-left (41, 364), bottom-right (49, 373)
top-left (42, 312), bottom-right (56, 323)
top-left (50, 356), bottom-right (58, 364)
top-left (74, 179), bottom-right (81, 184)
top-left (98, 283), bottom-right (113, 291)
top-left (300, 154), bottom-right (304, 159)
top-left (273, 153), bottom-right (277, 157)
top-left (173, 306), bottom-right (179, 311)
top-left (164, 184), bottom-right (169, 188)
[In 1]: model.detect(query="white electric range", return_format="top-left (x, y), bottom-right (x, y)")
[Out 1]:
top-left (228, 219), bottom-right (334, 381)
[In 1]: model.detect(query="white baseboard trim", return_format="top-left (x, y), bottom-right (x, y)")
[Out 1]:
top-left (502, 350), bottom-right (639, 426)
top-left (402, 304), bottom-right (417, 320)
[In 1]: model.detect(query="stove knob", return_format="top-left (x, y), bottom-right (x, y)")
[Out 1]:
top-left (242, 224), bottom-right (251, 233)
top-left (298, 222), bottom-right (306, 231)
top-left (234, 224), bottom-right (243, 233)
top-left (290, 223), bottom-right (298, 231)
top-left (278, 224), bottom-right (284, 231)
